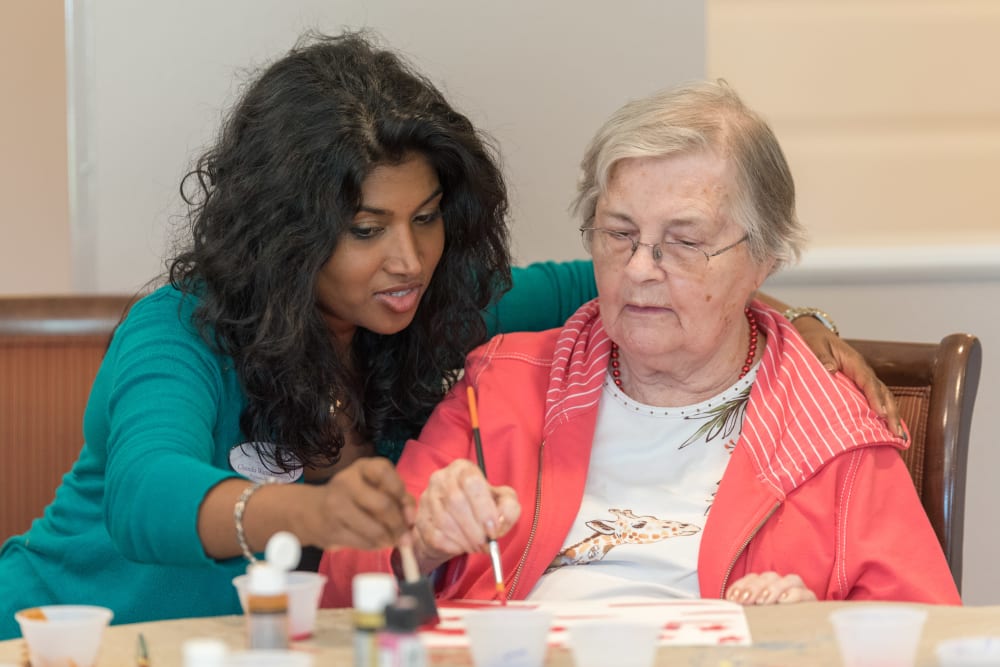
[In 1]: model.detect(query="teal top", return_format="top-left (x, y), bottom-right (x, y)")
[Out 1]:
top-left (0, 260), bottom-right (596, 639)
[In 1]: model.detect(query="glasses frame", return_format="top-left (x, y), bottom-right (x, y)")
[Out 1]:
top-left (579, 226), bottom-right (749, 266)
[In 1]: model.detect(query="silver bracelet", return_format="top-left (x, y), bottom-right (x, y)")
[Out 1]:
top-left (233, 480), bottom-right (275, 563)
top-left (783, 306), bottom-right (840, 336)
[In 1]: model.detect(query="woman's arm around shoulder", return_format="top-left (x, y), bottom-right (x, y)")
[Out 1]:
top-left (485, 260), bottom-right (596, 335)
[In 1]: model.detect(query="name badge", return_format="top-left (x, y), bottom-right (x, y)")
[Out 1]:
top-left (228, 442), bottom-right (303, 483)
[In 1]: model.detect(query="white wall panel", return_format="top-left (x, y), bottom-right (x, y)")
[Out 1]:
top-left (68, 1), bottom-right (704, 292)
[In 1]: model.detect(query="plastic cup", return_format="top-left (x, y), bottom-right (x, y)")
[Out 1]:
top-left (935, 637), bottom-right (1000, 666)
top-left (15, 605), bottom-right (113, 667)
top-left (227, 650), bottom-right (313, 667)
top-left (567, 619), bottom-right (660, 667)
top-left (829, 606), bottom-right (927, 667)
top-left (233, 571), bottom-right (327, 640)
top-left (462, 608), bottom-right (552, 667)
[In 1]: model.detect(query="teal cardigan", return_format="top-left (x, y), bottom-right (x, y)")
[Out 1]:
top-left (0, 260), bottom-right (596, 639)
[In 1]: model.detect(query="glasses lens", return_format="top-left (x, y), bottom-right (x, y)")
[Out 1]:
top-left (660, 242), bottom-right (706, 273)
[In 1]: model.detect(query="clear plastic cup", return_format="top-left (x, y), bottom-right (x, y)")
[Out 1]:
top-left (15, 605), bottom-right (114, 667)
top-left (567, 619), bottom-right (660, 667)
top-left (936, 636), bottom-right (1000, 666)
top-left (462, 608), bottom-right (552, 667)
top-left (829, 606), bottom-right (927, 667)
top-left (227, 650), bottom-right (313, 667)
top-left (233, 571), bottom-right (327, 640)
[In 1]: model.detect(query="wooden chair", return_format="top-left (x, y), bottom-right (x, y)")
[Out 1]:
top-left (0, 295), bottom-right (135, 541)
top-left (845, 333), bottom-right (982, 592)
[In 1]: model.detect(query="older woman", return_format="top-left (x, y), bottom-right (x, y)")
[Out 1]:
top-left (320, 80), bottom-right (959, 606)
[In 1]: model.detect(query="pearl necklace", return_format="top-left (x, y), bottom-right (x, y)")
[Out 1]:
top-left (609, 307), bottom-right (759, 389)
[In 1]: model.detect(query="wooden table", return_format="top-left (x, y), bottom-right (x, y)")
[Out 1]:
top-left (2, 602), bottom-right (997, 666)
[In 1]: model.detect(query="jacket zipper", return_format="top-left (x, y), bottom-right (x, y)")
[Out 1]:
top-left (719, 501), bottom-right (780, 598)
top-left (506, 439), bottom-right (546, 599)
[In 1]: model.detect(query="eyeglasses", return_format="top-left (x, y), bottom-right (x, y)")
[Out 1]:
top-left (579, 226), bottom-right (749, 274)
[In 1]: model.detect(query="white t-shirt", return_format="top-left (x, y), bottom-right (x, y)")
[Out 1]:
top-left (527, 364), bottom-right (758, 601)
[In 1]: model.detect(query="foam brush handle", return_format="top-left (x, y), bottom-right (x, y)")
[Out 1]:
top-left (398, 542), bottom-right (421, 584)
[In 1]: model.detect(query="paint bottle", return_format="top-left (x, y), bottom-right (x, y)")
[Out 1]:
top-left (245, 561), bottom-right (289, 649)
top-left (377, 596), bottom-right (426, 667)
top-left (352, 573), bottom-right (397, 667)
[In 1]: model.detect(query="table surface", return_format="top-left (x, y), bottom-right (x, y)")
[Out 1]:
top-left (2, 601), bottom-right (997, 667)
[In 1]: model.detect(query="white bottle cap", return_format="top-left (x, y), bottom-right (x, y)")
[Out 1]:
top-left (182, 638), bottom-right (228, 667)
top-left (247, 561), bottom-right (287, 595)
top-left (352, 573), bottom-right (397, 614)
top-left (265, 531), bottom-right (301, 571)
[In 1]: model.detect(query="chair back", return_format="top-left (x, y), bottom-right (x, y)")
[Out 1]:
top-left (845, 333), bottom-right (982, 592)
top-left (0, 295), bottom-right (135, 541)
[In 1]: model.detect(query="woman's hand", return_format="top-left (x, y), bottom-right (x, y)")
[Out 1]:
top-left (313, 457), bottom-right (416, 551)
top-left (725, 571), bottom-right (817, 605)
top-left (793, 317), bottom-right (903, 438)
top-left (412, 459), bottom-right (521, 573)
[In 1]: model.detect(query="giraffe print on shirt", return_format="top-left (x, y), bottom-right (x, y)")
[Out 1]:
top-left (545, 508), bottom-right (700, 573)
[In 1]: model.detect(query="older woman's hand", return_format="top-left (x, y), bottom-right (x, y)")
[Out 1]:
top-left (793, 316), bottom-right (903, 438)
top-left (726, 571), bottom-right (817, 605)
top-left (412, 459), bottom-right (521, 573)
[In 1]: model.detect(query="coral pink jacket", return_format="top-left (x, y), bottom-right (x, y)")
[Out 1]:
top-left (320, 300), bottom-right (960, 607)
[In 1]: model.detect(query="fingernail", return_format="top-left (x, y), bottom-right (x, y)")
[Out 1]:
top-left (778, 591), bottom-right (789, 602)
top-left (485, 519), bottom-right (497, 539)
top-left (726, 588), bottom-right (740, 602)
top-left (756, 590), bottom-right (771, 605)
top-left (740, 590), bottom-right (751, 603)
top-left (824, 363), bottom-right (836, 372)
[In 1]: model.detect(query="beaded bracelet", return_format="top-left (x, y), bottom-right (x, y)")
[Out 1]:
top-left (233, 479), bottom-right (276, 562)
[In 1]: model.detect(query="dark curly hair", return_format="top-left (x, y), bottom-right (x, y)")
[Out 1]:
top-left (168, 31), bottom-right (511, 470)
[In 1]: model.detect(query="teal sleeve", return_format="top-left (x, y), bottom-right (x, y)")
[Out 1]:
top-left (99, 289), bottom-right (240, 566)
top-left (485, 260), bottom-right (597, 335)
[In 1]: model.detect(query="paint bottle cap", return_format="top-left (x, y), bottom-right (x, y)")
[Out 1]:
top-left (384, 596), bottom-right (420, 633)
top-left (352, 573), bottom-right (397, 614)
top-left (182, 638), bottom-right (228, 667)
top-left (265, 531), bottom-right (301, 571)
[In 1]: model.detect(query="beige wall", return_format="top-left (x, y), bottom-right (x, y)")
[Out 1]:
top-left (710, 0), bottom-right (1000, 603)
top-left (67, 0), bottom-right (703, 293)
top-left (0, 0), bottom-right (71, 295)
top-left (708, 0), bottom-right (1000, 248)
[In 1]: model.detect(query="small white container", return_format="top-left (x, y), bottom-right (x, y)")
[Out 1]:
top-left (234, 571), bottom-right (327, 640)
top-left (567, 619), bottom-right (659, 667)
top-left (829, 606), bottom-right (927, 667)
top-left (15, 605), bottom-right (113, 667)
top-left (462, 608), bottom-right (552, 667)
top-left (227, 650), bottom-right (313, 667)
top-left (936, 636), bottom-right (1000, 666)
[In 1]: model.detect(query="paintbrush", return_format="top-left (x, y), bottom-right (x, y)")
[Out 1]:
top-left (466, 385), bottom-right (506, 603)
top-left (136, 633), bottom-right (150, 667)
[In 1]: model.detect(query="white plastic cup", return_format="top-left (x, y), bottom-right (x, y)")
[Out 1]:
top-left (462, 608), bottom-right (552, 667)
top-left (567, 619), bottom-right (660, 667)
top-left (233, 571), bottom-right (327, 640)
top-left (935, 636), bottom-right (1000, 666)
top-left (15, 605), bottom-right (114, 667)
top-left (227, 650), bottom-right (313, 667)
top-left (829, 606), bottom-right (927, 667)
